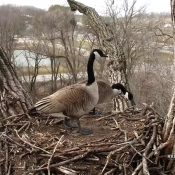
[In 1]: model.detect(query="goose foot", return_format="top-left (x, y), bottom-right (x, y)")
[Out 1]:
top-left (64, 117), bottom-right (78, 129)
top-left (89, 108), bottom-right (102, 116)
top-left (71, 128), bottom-right (93, 135)
top-left (79, 128), bottom-right (93, 135)
top-left (89, 111), bottom-right (102, 116)
top-left (75, 118), bottom-right (93, 135)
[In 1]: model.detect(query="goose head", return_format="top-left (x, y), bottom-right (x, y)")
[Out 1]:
top-left (111, 83), bottom-right (135, 105)
top-left (92, 49), bottom-right (108, 58)
top-left (111, 83), bottom-right (126, 96)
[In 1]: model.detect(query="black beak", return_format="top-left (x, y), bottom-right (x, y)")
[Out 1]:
top-left (103, 54), bottom-right (108, 57)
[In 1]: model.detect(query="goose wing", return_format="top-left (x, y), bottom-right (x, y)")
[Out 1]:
top-left (33, 84), bottom-right (97, 115)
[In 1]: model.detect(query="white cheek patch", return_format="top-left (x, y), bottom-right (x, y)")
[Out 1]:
top-left (94, 51), bottom-right (101, 58)
top-left (124, 92), bottom-right (129, 99)
top-left (113, 89), bottom-right (121, 96)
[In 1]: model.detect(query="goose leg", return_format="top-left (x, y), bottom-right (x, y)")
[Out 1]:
top-left (64, 117), bottom-right (78, 129)
top-left (64, 117), bottom-right (78, 130)
top-left (75, 118), bottom-right (93, 135)
top-left (89, 107), bottom-right (96, 115)
top-left (89, 107), bottom-right (102, 116)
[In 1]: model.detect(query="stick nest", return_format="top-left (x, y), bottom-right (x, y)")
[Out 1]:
top-left (0, 104), bottom-right (171, 175)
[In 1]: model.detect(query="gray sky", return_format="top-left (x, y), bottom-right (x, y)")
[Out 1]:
top-left (0, 0), bottom-right (170, 14)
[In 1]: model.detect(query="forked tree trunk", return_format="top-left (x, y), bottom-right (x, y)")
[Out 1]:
top-left (67, 0), bottom-right (127, 86)
top-left (0, 48), bottom-right (33, 117)
top-left (67, 0), bottom-right (130, 110)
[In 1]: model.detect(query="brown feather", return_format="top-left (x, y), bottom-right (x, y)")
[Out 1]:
top-left (34, 83), bottom-right (98, 118)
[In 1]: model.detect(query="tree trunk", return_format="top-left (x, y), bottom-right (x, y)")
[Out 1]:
top-left (0, 48), bottom-right (33, 117)
top-left (67, 0), bottom-right (130, 110)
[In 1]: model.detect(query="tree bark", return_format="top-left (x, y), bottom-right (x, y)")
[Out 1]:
top-left (0, 48), bottom-right (33, 117)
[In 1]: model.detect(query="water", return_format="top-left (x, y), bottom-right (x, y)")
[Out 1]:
top-left (14, 50), bottom-right (70, 82)
top-left (14, 50), bottom-right (50, 67)
top-left (21, 73), bottom-right (72, 82)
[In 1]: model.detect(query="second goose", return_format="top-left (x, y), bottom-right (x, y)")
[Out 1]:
top-left (90, 80), bottom-right (135, 115)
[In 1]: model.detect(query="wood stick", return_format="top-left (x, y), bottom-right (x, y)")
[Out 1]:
top-left (142, 125), bottom-right (157, 175)
top-left (96, 113), bottom-right (117, 121)
top-left (47, 135), bottom-right (64, 175)
top-left (57, 166), bottom-right (78, 175)
top-left (32, 152), bottom-right (89, 172)
top-left (15, 129), bottom-right (51, 155)
top-left (2, 113), bottom-right (25, 121)
top-left (1, 133), bottom-right (31, 152)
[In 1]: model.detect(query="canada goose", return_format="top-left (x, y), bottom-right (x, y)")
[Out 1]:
top-left (89, 81), bottom-right (135, 115)
top-left (29, 49), bottom-right (108, 135)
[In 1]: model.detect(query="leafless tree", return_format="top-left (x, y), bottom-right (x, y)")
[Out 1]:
top-left (0, 5), bottom-right (24, 59)
top-left (105, 0), bottom-right (146, 89)
top-left (23, 41), bottom-right (47, 94)
top-left (31, 5), bottom-right (89, 92)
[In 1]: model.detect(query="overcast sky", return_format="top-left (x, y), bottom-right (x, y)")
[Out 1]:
top-left (0, 0), bottom-right (170, 14)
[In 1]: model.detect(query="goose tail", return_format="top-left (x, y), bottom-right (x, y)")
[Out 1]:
top-left (28, 97), bottom-right (52, 115)
top-left (28, 107), bottom-right (37, 115)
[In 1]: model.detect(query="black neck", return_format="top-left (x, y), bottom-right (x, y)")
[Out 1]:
top-left (121, 88), bottom-right (127, 94)
top-left (86, 53), bottom-right (95, 85)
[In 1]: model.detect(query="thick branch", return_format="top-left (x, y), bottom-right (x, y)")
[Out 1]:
top-left (67, 0), bottom-right (110, 39)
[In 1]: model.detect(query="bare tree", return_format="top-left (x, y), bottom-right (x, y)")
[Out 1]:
top-left (23, 41), bottom-right (45, 94)
top-left (31, 5), bottom-right (90, 92)
top-left (0, 5), bottom-right (24, 58)
top-left (106, 0), bottom-right (145, 84)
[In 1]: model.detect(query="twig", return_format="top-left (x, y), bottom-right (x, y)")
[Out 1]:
top-left (132, 124), bottom-right (158, 175)
top-left (101, 134), bottom-right (143, 174)
top-left (104, 168), bottom-right (116, 175)
top-left (32, 152), bottom-right (89, 172)
top-left (142, 125), bottom-right (157, 175)
top-left (101, 144), bottom-right (130, 174)
top-left (113, 118), bottom-right (127, 141)
top-left (129, 143), bottom-right (154, 164)
top-left (1, 133), bottom-right (31, 152)
top-left (15, 129), bottom-right (51, 155)
top-left (57, 166), bottom-right (78, 175)
top-left (4, 128), bottom-right (9, 175)
top-left (7, 162), bottom-right (12, 175)
top-left (96, 113), bottom-right (118, 121)
top-left (47, 135), bottom-right (64, 175)
top-left (155, 116), bottom-right (175, 154)
top-left (2, 113), bottom-right (25, 121)
top-left (132, 152), bottom-right (154, 175)
top-left (18, 121), bottom-right (30, 133)
top-left (133, 130), bottom-right (145, 145)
